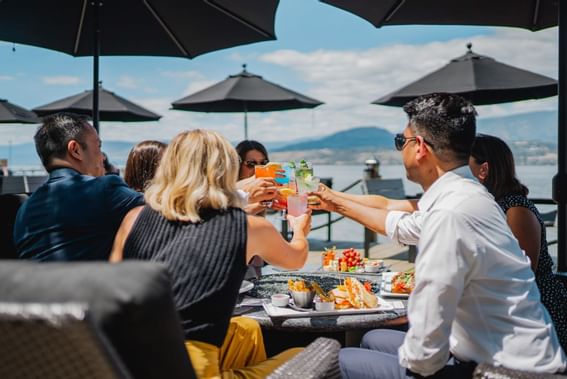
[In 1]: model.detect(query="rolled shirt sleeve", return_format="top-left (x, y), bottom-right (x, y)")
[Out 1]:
top-left (386, 210), bottom-right (422, 246)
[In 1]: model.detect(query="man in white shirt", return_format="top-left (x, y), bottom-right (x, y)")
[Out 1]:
top-left (311, 93), bottom-right (566, 378)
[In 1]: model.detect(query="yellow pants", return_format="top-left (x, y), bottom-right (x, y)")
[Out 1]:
top-left (186, 317), bottom-right (302, 379)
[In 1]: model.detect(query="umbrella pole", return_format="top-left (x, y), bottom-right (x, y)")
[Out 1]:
top-left (92, 0), bottom-right (101, 134)
top-left (244, 109), bottom-right (248, 140)
top-left (554, 4), bottom-right (567, 273)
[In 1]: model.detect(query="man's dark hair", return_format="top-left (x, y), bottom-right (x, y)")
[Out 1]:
top-left (403, 93), bottom-right (477, 163)
top-left (34, 113), bottom-right (92, 169)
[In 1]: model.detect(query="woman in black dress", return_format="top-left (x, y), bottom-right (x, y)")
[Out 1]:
top-left (470, 134), bottom-right (567, 351)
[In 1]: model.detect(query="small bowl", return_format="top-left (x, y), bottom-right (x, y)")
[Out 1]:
top-left (290, 290), bottom-right (315, 308)
top-left (271, 293), bottom-right (290, 307)
top-left (365, 260), bottom-right (385, 273)
top-left (314, 300), bottom-right (335, 312)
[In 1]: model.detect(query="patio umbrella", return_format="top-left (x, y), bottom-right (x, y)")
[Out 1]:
top-left (320, 0), bottom-right (567, 273)
top-left (171, 64), bottom-right (324, 139)
top-left (374, 43), bottom-right (558, 107)
top-left (0, 0), bottom-right (279, 131)
top-left (33, 86), bottom-right (161, 123)
top-left (0, 99), bottom-right (41, 124)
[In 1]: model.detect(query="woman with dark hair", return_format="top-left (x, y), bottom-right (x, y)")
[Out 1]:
top-left (234, 140), bottom-right (279, 216)
top-left (470, 133), bottom-right (567, 350)
top-left (235, 140), bottom-right (269, 180)
top-left (124, 140), bottom-right (167, 193)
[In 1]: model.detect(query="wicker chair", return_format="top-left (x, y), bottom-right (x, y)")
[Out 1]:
top-left (267, 337), bottom-right (341, 379)
top-left (0, 302), bottom-right (130, 379)
top-left (473, 363), bottom-right (566, 379)
top-left (0, 261), bottom-right (341, 378)
top-left (0, 261), bottom-right (196, 379)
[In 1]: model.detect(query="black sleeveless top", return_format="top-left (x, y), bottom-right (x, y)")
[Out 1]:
top-left (123, 205), bottom-right (248, 347)
top-left (498, 194), bottom-right (567, 351)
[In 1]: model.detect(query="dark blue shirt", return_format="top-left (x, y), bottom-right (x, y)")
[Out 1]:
top-left (13, 168), bottom-right (144, 261)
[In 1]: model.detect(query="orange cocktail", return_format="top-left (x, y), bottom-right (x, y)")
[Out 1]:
top-left (254, 162), bottom-right (281, 178)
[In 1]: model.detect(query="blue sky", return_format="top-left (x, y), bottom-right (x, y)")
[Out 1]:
top-left (0, 0), bottom-right (558, 146)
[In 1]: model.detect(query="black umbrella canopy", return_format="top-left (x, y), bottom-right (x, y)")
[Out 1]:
top-left (321, 0), bottom-right (567, 274)
top-left (375, 43), bottom-right (558, 107)
top-left (171, 64), bottom-right (323, 139)
top-left (0, 0), bottom-right (279, 130)
top-left (0, 99), bottom-right (41, 124)
top-left (33, 87), bottom-right (161, 122)
top-left (320, 0), bottom-right (557, 31)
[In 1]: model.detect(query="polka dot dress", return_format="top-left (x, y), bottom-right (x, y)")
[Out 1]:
top-left (498, 194), bottom-right (567, 351)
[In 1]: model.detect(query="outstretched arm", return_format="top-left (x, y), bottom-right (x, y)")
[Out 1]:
top-left (246, 212), bottom-right (311, 270)
top-left (310, 188), bottom-right (390, 235)
top-left (316, 184), bottom-right (417, 212)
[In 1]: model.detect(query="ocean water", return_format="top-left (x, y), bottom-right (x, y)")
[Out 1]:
top-left (270, 164), bottom-right (558, 261)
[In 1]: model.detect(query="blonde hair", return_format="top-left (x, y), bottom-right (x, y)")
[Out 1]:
top-left (144, 129), bottom-right (244, 222)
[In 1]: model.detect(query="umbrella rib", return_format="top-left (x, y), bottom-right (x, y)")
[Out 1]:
top-left (378, 0), bottom-right (406, 27)
top-left (73, 0), bottom-right (89, 54)
top-left (205, 0), bottom-right (273, 38)
top-left (143, 0), bottom-right (191, 57)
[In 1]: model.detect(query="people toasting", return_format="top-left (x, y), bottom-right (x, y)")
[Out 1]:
top-left (110, 129), bottom-right (311, 378)
top-left (310, 93), bottom-right (566, 377)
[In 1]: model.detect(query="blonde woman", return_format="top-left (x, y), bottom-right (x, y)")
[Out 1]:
top-left (110, 129), bottom-right (311, 379)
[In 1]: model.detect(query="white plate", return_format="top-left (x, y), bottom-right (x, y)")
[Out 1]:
top-left (380, 272), bottom-right (410, 298)
top-left (239, 280), bottom-right (254, 294)
top-left (262, 296), bottom-right (394, 318)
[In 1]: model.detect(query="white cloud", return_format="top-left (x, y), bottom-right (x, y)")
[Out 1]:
top-left (0, 75), bottom-right (14, 80)
top-left (6, 27), bottom-right (557, 146)
top-left (161, 70), bottom-right (206, 80)
top-left (42, 76), bottom-right (81, 85)
top-left (116, 75), bottom-right (140, 89)
top-left (254, 27), bottom-right (558, 138)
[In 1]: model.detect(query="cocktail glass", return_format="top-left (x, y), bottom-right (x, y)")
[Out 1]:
top-left (275, 163), bottom-right (293, 185)
top-left (287, 194), bottom-right (308, 217)
top-left (295, 161), bottom-right (314, 194)
top-left (254, 162), bottom-right (281, 207)
top-left (275, 186), bottom-right (296, 220)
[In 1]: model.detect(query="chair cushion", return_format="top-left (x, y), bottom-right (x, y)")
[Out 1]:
top-left (0, 261), bottom-right (196, 379)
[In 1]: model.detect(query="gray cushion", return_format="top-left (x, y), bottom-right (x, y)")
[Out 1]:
top-left (0, 261), bottom-right (196, 379)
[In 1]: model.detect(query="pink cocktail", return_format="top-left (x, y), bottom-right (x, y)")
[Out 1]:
top-left (287, 194), bottom-right (308, 217)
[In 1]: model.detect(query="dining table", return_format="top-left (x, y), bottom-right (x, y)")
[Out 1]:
top-left (235, 267), bottom-right (408, 355)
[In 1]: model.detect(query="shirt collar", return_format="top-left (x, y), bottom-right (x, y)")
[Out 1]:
top-left (48, 167), bottom-right (82, 179)
top-left (418, 165), bottom-right (477, 211)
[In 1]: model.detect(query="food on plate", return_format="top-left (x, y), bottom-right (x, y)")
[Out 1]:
top-left (288, 279), bottom-right (312, 292)
top-left (338, 248), bottom-right (362, 272)
top-left (391, 270), bottom-right (415, 294)
top-left (330, 277), bottom-right (378, 309)
top-left (321, 246), bottom-right (336, 268)
top-left (311, 281), bottom-right (334, 302)
top-left (322, 247), bottom-right (364, 272)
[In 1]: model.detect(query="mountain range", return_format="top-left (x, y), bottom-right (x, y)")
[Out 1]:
top-left (0, 110), bottom-right (559, 167)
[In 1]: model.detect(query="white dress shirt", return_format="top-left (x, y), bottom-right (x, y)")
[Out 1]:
top-left (385, 166), bottom-right (566, 376)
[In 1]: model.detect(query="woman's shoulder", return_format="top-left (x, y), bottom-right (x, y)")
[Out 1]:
top-left (498, 193), bottom-right (531, 209)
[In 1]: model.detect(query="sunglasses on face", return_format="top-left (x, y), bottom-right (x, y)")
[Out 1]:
top-left (394, 133), bottom-right (434, 151)
top-left (243, 159), bottom-right (269, 168)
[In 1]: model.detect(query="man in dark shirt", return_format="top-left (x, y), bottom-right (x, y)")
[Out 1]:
top-left (13, 113), bottom-right (144, 261)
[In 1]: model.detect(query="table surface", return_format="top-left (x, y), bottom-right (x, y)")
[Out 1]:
top-left (235, 270), bottom-right (408, 333)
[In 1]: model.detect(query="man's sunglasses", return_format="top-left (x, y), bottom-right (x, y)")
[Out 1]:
top-left (394, 133), bottom-right (434, 151)
top-left (243, 159), bottom-right (269, 168)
